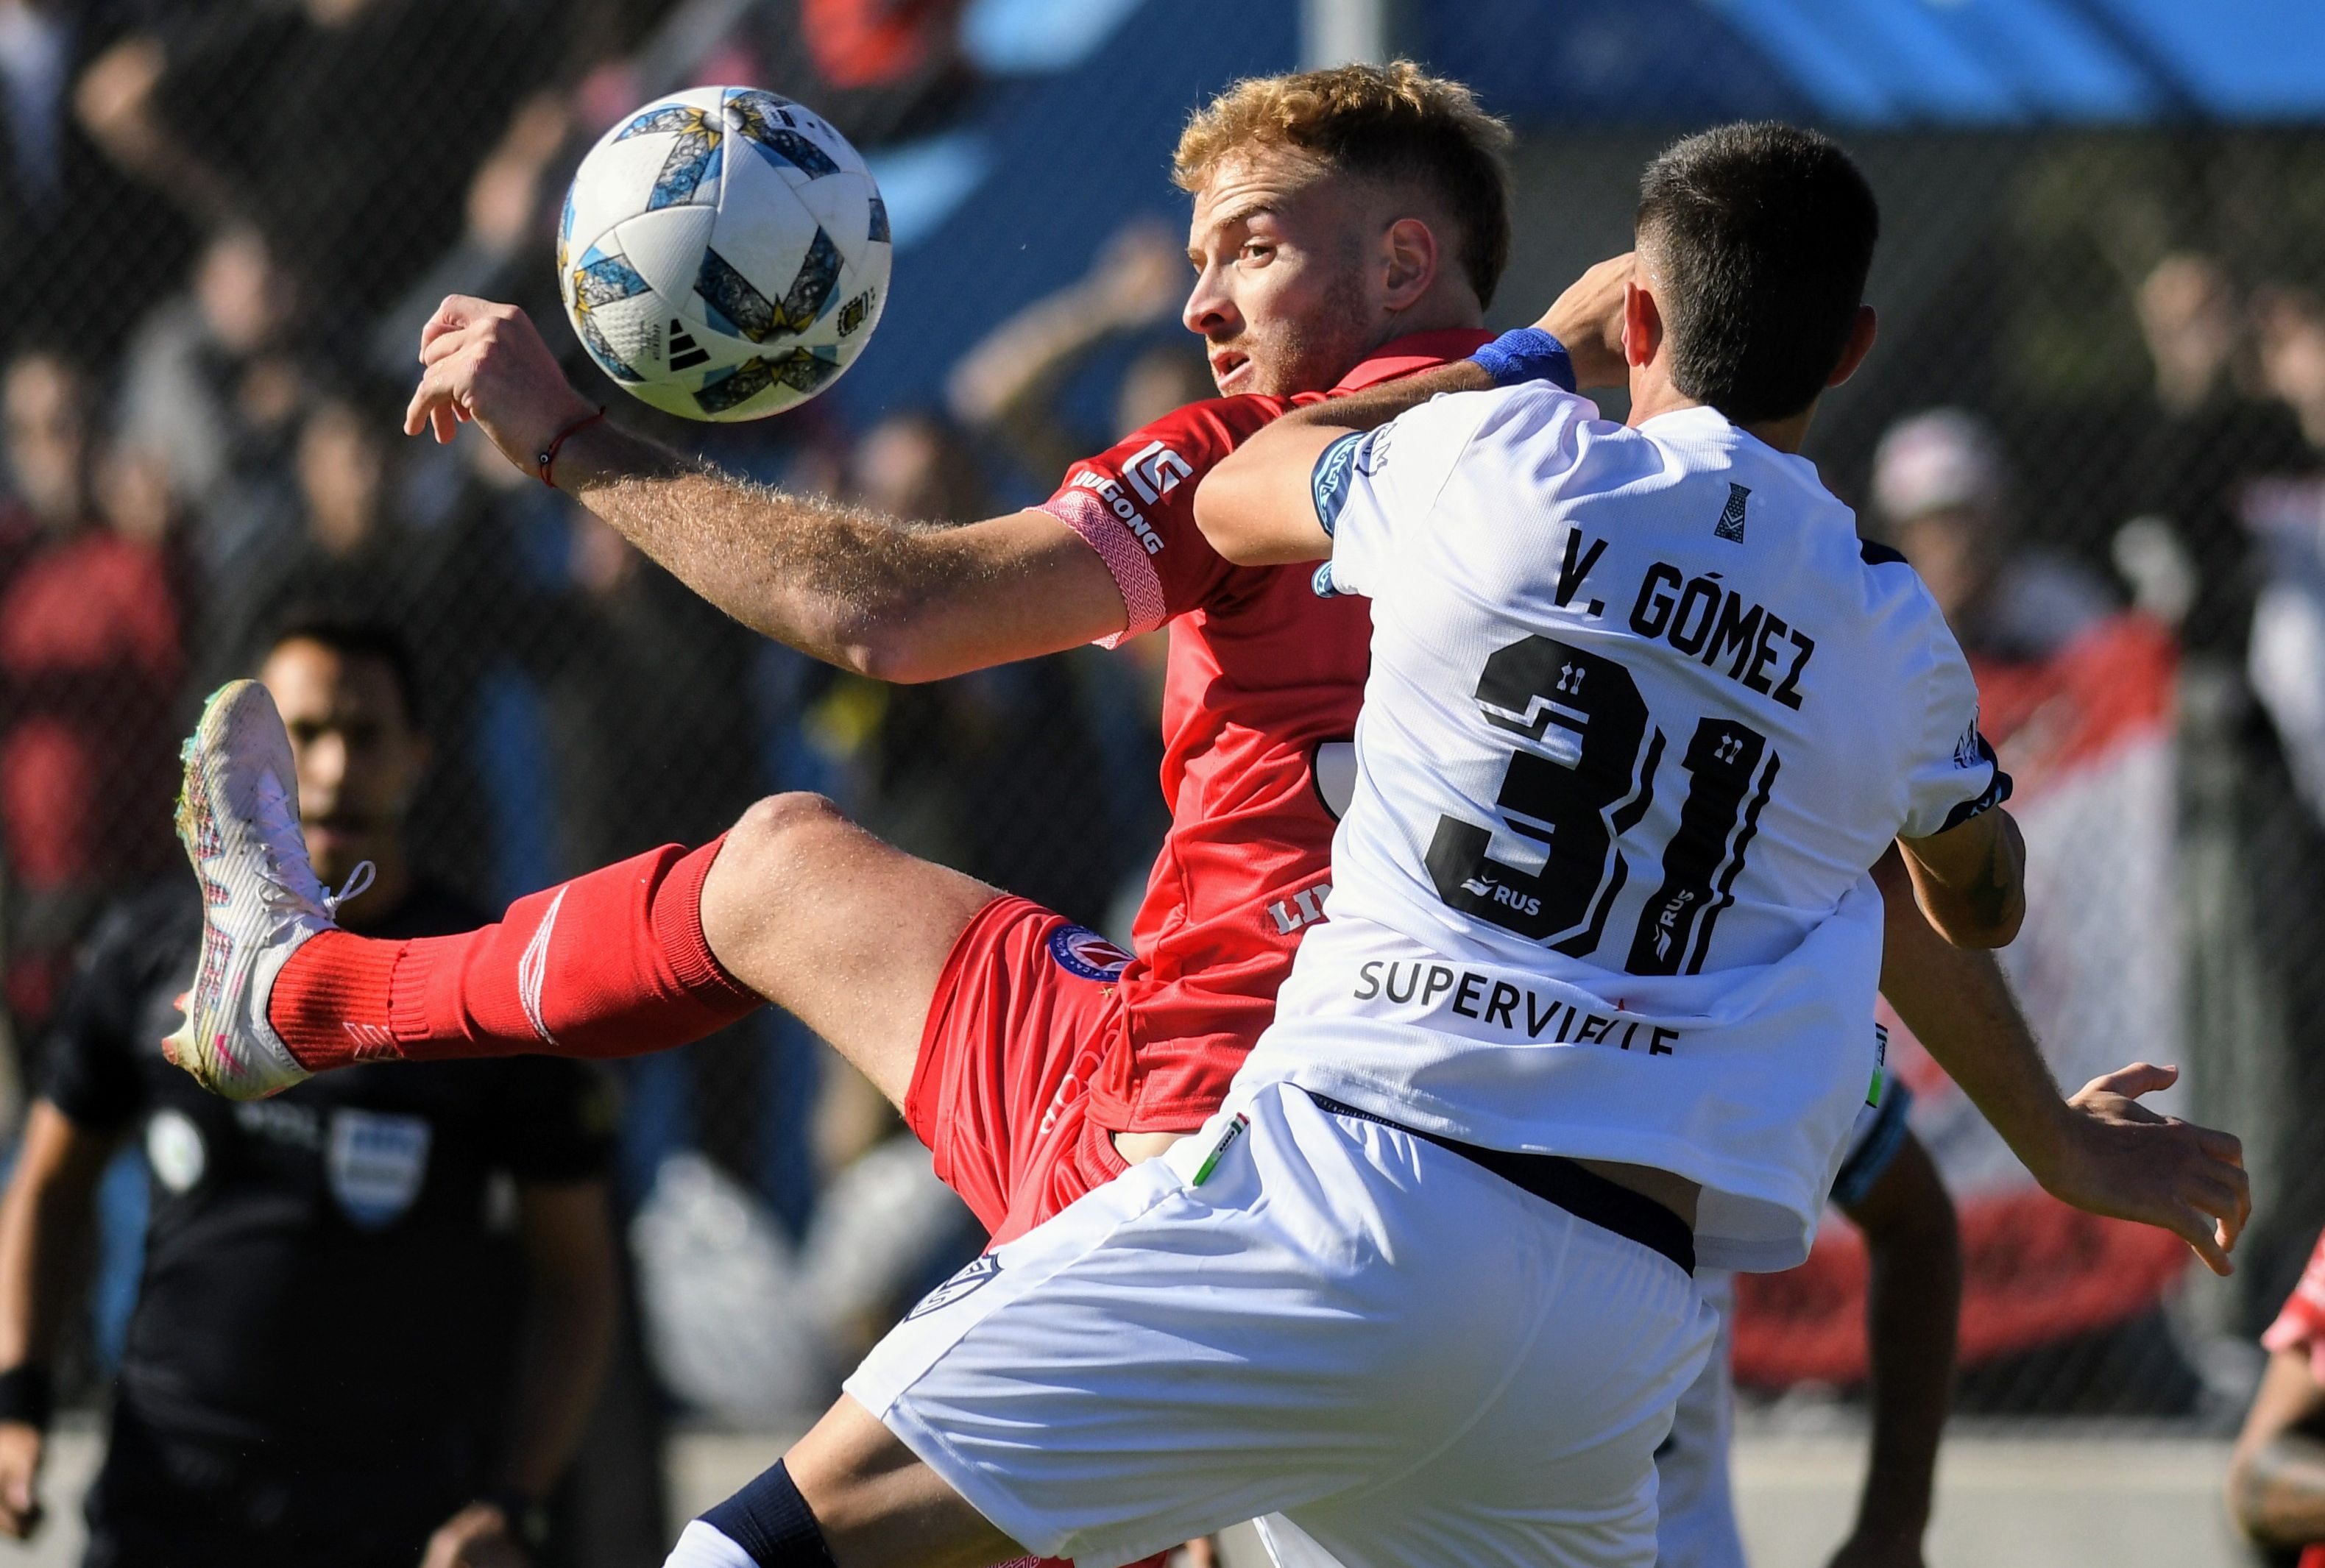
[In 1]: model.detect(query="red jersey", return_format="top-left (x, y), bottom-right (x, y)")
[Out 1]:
top-left (1037, 329), bottom-right (1490, 1132)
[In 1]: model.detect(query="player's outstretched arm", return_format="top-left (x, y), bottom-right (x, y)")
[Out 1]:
top-left (1871, 848), bottom-right (2249, 1276)
top-left (1893, 803), bottom-right (2026, 948)
top-left (404, 297), bottom-right (1128, 682)
top-left (2229, 1347), bottom-right (2325, 1547)
top-left (1197, 252), bottom-right (1638, 564)
top-left (1827, 1133), bottom-right (1958, 1568)
top-left (1195, 360), bottom-right (1490, 564)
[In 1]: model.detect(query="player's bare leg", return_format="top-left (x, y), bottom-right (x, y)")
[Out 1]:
top-left (661, 1399), bottom-right (1026, 1568)
top-left (760, 1395), bottom-right (1024, 1568)
top-left (697, 792), bottom-right (1000, 1107)
top-left (661, 1395), bottom-right (1034, 1568)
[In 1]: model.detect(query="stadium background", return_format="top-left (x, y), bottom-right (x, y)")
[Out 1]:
top-left (4, 0), bottom-right (2324, 1562)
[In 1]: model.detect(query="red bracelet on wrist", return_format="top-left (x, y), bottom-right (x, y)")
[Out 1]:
top-left (537, 407), bottom-right (607, 487)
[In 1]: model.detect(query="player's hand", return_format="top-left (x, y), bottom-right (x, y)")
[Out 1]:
top-left (406, 295), bottom-right (600, 472)
top-left (2035, 1063), bottom-right (2249, 1276)
top-left (420, 1500), bottom-right (532, 1568)
top-left (0, 1420), bottom-right (46, 1539)
top-left (1535, 252), bottom-right (1634, 390)
top-left (1824, 1529), bottom-right (1926, 1568)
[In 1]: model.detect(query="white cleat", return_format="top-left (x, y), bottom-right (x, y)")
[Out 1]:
top-left (166, 679), bottom-right (371, 1100)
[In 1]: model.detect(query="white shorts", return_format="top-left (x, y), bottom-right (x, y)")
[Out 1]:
top-left (1652, 1271), bottom-right (1744, 1568)
top-left (844, 1080), bottom-right (1716, 1568)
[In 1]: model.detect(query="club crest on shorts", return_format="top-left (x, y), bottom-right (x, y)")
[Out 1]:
top-left (907, 1254), bottom-right (1002, 1319)
top-left (1047, 924), bottom-right (1130, 983)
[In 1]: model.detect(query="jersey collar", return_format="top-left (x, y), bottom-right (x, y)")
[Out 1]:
top-left (1641, 403), bottom-right (1827, 484)
top-left (1331, 328), bottom-right (1496, 393)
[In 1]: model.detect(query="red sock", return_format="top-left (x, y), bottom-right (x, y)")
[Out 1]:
top-left (269, 839), bottom-right (761, 1069)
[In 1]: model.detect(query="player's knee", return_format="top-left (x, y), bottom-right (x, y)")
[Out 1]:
top-left (723, 792), bottom-right (851, 876)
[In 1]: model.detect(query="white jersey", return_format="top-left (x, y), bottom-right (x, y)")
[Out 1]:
top-left (1236, 386), bottom-right (2003, 1270)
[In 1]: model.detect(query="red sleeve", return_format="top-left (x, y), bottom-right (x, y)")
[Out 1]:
top-left (1038, 394), bottom-right (1307, 646)
top-left (2265, 1227), bottom-right (2325, 1380)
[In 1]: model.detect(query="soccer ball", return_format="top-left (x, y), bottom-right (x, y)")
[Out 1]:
top-left (556, 86), bottom-right (890, 422)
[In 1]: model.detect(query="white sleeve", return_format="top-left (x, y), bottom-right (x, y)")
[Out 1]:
top-left (1313, 391), bottom-right (1500, 600)
top-left (1899, 612), bottom-right (2011, 840)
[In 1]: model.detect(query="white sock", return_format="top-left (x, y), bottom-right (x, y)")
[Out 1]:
top-left (663, 1519), bottom-right (762, 1568)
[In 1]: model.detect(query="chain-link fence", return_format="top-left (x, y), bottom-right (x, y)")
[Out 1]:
top-left (6, 0), bottom-right (2325, 1521)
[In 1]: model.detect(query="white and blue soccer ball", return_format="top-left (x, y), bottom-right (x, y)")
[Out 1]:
top-left (556, 86), bottom-right (891, 422)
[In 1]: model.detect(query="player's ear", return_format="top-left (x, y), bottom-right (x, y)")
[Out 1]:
top-left (1623, 281), bottom-right (1661, 369)
top-left (1827, 304), bottom-right (1878, 388)
top-left (1381, 216), bottom-right (1438, 312)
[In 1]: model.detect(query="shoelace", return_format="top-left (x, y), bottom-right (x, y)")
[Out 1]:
top-left (324, 860), bottom-right (375, 919)
top-left (247, 767), bottom-right (372, 922)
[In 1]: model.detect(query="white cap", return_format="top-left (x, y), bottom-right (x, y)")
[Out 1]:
top-left (1872, 408), bottom-right (2006, 523)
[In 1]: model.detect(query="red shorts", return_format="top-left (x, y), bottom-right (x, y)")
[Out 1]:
top-left (905, 896), bottom-right (1135, 1246)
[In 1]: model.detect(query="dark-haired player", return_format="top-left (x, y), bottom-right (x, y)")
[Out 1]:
top-left (174, 89), bottom-right (2239, 1568)
top-left (0, 622), bottom-right (617, 1568)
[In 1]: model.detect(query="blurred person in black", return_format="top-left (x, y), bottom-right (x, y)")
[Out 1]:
top-left (2242, 287), bottom-right (2325, 824)
top-left (2128, 252), bottom-right (2309, 656)
top-left (0, 620), bottom-right (618, 1568)
top-left (2258, 286), bottom-right (2325, 458)
top-left (0, 0), bottom-right (191, 364)
top-left (74, 0), bottom-right (556, 313)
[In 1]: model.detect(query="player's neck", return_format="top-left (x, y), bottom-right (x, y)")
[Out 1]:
top-left (1362, 294), bottom-right (1484, 355)
top-left (1738, 407), bottom-right (1817, 454)
top-left (1625, 369), bottom-right (1820, 454)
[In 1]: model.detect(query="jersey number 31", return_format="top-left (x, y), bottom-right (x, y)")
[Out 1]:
top-left (1426, 634), bottom-right (1780, 976)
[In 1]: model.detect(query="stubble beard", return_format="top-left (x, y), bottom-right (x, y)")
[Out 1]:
top-left (1235, 267), bottom-right (1376, 398)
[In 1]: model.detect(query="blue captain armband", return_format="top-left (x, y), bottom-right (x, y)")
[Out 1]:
top-left (1471, 327), bottom-right (1576, 393)
top-left (1310, 430), bottom-right (1366, 537)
